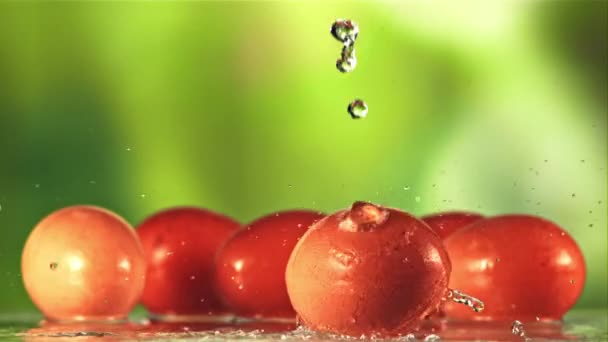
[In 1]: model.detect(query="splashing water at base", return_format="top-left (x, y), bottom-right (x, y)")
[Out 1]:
top-left (446, 288), bottom-right (485, 312)
top-left (348, 99), bottom-right (368, 119)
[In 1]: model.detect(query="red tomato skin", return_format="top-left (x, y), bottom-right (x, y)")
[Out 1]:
top-left (286, 202), bottom-right (451, 337)
top-left (444, 214), bottom-right (586, 322)
top-left (215, 210), bottom-right (325, 319)
top-left (421, 212), bottom-right (484, 240)
top-left (137, 207), bottom-right (240, 316)
top-left (21, 206), bottom-right (146, 322)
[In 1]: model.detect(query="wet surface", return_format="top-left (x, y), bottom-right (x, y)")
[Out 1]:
top-left (0, 310), bottom-right (605, 341)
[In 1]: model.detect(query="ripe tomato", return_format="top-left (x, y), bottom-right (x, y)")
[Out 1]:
top-left (421, 212), bottom-right (484, 240)
top-left (21, 206), bottom-right (146, 322)
top-left (136, 207), bottom-right (240, 318)
top-left (215, 210), bottom-right (325, 319)
top-left (286, 201), bottom-right (451, 336)
top-left (444, 214), bottom-right (586, 322)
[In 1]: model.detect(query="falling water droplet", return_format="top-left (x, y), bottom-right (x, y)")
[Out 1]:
top-left (446, 288), bottom-right (484, 312)
top-left (330, 19), bottom-right (359, 46)
top-left (49, 262), bottom-right (58, 270)
top-left (347, 99), bottom-right (368, 119)
top-left (336, 56), bottom-right (357, 73)
top-left (511, 320), bottom-right (530, 340)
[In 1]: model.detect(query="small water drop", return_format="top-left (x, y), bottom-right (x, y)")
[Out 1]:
top-left (125, 147), bottom-right (131, 152)
top-left (190, 275), bottom-right (196, 280)
top-left (402, 334), bottom-right (416, 342)
top-left (238, 284), bottom-right (244, 290)
top-left (89, 180), bottom-right (97, 185)
top-left (330, 19), bottom-right (359, 46)
top-left (495, 257), bottom-right (501, 262)
top-left (140, 193), bottom-right (147, 198)
top-left (569, 279), bottom-right (575, 284)
top-left (403, 185), bottom-right (410, 191)
top-left (535, 316), bottom-right (540, 321)
top-left (180, 241), bottom-right (186, 246)
top-left (415, 196), bottom-right (421, 203)
top-left (49, 262), bottom-right (58, 270)
top-left (34, 184), bottom-right (40, 188)
top-left (347, 99), bottom-right (368, 119)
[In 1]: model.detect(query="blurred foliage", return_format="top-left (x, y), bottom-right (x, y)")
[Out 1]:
top-left (0, 1), bottom-right (606, 312)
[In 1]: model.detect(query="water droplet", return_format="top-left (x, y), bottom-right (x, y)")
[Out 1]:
top-left (190, 275), bottom-right (196, 280)
top-left (511, 320), bottom-right (530, 340)
top-left (495, 257), bottom-right (501, 262)
top-left (447, 288), bottom-right (484, 312)
top-left (403, 185), bottom-right (410, 191)
top-left (238, 284), bottom-right (244, 290)
top-left (0, 203), bottom-right (2, 212)
top-left (49, 262), bottom-right (58, 270)
top-left (331, 19), bottom-right (359, 46)
top-left (180, 241), bottom-right (186, 246)
top-left (89, 180), bottom-right (96, 185)
top-left (402, 257), bottom-right (409, 263)
top-left (125, 147), bottom-right (131, 152)
top-left (34, 184), bottom-right (40, 188)
top-left (200, 298), bottom-right (205, 302)
top-left (535, 316), bottom-right (540, 321)
top-left (415, 196), bottom-right (421, 203)
top-left (337, 51), bottom-right (356, 73)
top-left (569, 279), bottom-right (575, 284)
top-left (140, 193), bottom-right (147, 198)
top-left (571, 193), bottom-right (576, 197)
top-left (424, 334), bottom-right (441, 342)
top-left (347, 99), bottom-right (368, 119)
top-left (297, 223), bottom-right (303, 228)
top-left (588, 223), bottom-right (594, 227)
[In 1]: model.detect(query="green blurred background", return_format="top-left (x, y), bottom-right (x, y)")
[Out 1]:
top-left (0, 1), bottom-right (606, 314)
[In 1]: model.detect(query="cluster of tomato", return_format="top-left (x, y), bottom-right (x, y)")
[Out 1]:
top-left (21, 201), bottom-right (585, 337)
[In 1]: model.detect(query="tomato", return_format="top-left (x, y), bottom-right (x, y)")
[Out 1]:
top-left (215, 210), bottom-right (325, 319)
top-left (421, 212), bottom-right (484, 240)
top-left (21, 206), bottom-right (146, 322)
top-left (444, 214), bottom-right (586, 322)
top-left (136, 207), bottom-right (240, 318)
top-left (285, 201), bottom-right (451, 336)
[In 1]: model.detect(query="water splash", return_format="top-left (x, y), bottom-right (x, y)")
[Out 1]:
top-left (446, 288), bottom-right (485, 312)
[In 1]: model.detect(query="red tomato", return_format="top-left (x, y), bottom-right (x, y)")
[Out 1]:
top-left (421, 212), bottom-right (484, 240)
top-left (444, 214), bottom-right (586, 322)
top-left (286, 201), bottom-right (451, 336)
top-left (21, 206), bottom-right (146, 322)
top-left (137, 207), bottom-right (240, 318)
top-left (215, 210), bottom-right (325, 319)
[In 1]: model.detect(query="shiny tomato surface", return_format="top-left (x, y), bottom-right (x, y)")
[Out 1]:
top-left (137, 207), bottom-right (240, 317)
top-left (215, 210), bottom-right (325, 319)
top-left (421, 211), bottom-right (484, 240)
top-left (286, 202), bottom-right (451, 337)
top-left (444, 214), bottom-right (586, 322)
top-left (21, 206), bottom-right (146, 322)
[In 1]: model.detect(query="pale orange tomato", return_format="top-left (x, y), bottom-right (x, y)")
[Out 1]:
top-left (21, 205), bottom-right (146, 322)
